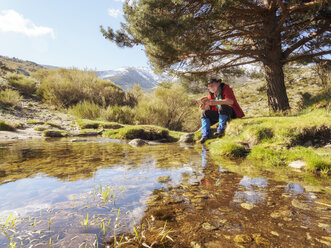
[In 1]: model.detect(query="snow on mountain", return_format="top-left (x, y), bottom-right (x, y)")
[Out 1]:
top-left (97, 67), bottom-right (169, 90)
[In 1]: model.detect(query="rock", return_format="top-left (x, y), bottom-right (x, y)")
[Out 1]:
top-left (241, 202), bottom-right (254, 210)
top-left (288, 160), bottom-right (306, 169)
top-left (204, 241), bottom-right (224, 248)
top-left (270, 209), bottom-right (293, 218)
top-left (157, 176), bottom-right (171, 183)
top-left (254, 236), bottom-right (270, 246)
top-left (303, 140), bottom-right (313, 147)
top-left (234, 234), bottom-right (253, 244)
top-left (190, 241), bottom-right (201, 248)
top-left (178, 133), bottom-right (194, 143)
top-left (202, 222), bottom-right (217, 231)
top-left (128, 139), bottom-right (147, 147)
top-left (291, 199), bottom-right (310, 210)
top-left (271, 231), bottom-right (279, 236)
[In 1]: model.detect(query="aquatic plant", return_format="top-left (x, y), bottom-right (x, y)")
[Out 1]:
top-left (81, 213), bottom-right (89, 232)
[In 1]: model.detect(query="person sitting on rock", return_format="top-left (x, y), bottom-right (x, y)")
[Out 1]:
top-left (197, 78), bottom-right (245, 144)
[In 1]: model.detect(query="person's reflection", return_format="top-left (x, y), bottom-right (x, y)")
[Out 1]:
top-left (198, 146), bottom-right (243, 207)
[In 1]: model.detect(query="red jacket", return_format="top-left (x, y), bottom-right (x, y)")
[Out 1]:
top-left (208, 83), bottom-right (245, 118)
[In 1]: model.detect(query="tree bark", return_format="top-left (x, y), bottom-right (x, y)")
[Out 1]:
top-left (264, 62), bottom-right (290, 112)
top-left (262, 3), bottom-right (290, 112)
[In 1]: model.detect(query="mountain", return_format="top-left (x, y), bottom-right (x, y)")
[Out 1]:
top-left (97, 67), bottom-right (169, 90)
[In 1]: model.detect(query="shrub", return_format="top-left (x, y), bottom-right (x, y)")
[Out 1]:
top-left (34, 68), bottom-right (125, 108)
top-left (69, 101), bottom-right (101, 119)
top-left (0, 88), bottom-right (22, 106)
top-left (101, 105), bottom-right (135, 124)
top-left (134, 84), bottom-right (200, 131)
top-left (7, 73), bottom-right (37, 96)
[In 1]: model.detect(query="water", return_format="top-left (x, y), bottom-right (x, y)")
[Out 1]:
top-left (0, 137), bottom-right (330, 247)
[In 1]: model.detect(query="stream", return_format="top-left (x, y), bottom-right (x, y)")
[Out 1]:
top-left (0, 137), bottom-right (330, 247)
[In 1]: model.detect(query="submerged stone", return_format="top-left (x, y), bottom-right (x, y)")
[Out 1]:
top-left (157, 176), bottom-right (171, 183)
top-left (234, 234), bottom-right (253, 243)
top-left (202, 222), bottom-right (217, 231)
top-left (291, 199), bottom-right (310, 210)
top-left (178, 133), bottom-right (194, 143)
top-left (241, 202), bottom-right (254, 210)
top-left (128, 138), bottom-right (147, 147)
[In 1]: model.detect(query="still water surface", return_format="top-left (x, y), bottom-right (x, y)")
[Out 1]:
top-left (0, 138), bottom-right (330, 247)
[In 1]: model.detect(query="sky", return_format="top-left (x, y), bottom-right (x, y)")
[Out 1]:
top-left (0, 0), bottom-right (149, 70)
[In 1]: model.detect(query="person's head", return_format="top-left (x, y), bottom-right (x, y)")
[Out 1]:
top-left (206, 78), bottom-right (222, 93)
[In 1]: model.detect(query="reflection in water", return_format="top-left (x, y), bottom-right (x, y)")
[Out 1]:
top-left (0, 138), bottom-right (330, 247)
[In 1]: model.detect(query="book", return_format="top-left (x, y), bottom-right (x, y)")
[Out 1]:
top-left (195, 97), bottom-right (209, 107)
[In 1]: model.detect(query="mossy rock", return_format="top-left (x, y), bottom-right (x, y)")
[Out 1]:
top-left (76, 119), bottom-right (123, 129)
top-left (27, 120), bottom-right (44, 125)
top-left (103, 125), bottom-right (170, 141)
top-left (42, 130), bottom-right (68, 137)
top-left (0, 120), bottom-right (15, 131)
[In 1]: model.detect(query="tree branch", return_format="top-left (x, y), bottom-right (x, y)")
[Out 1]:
top-left (283, 50), bottom-right (331, 63)
top-left (282, 23), bottom-right (331, 58)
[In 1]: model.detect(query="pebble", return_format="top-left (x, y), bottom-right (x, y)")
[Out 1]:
top-left (190, 241), bottom-right (201, 248)
top-left (157, 176), bottom-right (171, 183)
top-left (291, 199), bottom-right (310, 210)
top-left (271, 231), bottom-right (279, 236)
top-left (202, 222), bottom-right (217, 231)
top-left (270, 209), bottom-right (292, 218)
top-left (241, 202), bottom-right (254, 210)
top-left (234, 234), bottom-right (253, 243)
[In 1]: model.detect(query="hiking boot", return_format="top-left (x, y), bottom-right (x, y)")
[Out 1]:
top-left (197, 137), bottom-right (208, 144)
top-left (214, 130), bottom-right (225, 138)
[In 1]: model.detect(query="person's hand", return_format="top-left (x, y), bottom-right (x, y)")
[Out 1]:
top-left (200, 104), bottom-right (210, 110)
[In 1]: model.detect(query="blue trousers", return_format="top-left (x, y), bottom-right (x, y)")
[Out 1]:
top-left (201, 106), bottom-right (236, 138)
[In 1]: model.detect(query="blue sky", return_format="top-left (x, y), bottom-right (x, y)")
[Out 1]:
top-left (0, 0), bottom-right (149, 70)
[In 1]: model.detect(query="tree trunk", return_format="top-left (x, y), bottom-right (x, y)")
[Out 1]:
top-left (264, 62), bottom-right (290, 112)
top-left (262, 2), bottom-right (290, 112)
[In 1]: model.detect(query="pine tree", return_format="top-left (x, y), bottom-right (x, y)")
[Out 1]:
top-left (101, 0), bottom-right (331, 112)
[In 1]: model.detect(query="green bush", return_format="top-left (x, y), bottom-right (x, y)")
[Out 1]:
top-left (34, 68), bottom-right (125, 108)
top-left (69, 101), bottom-right (101, 119)
top-left (134, 84), bottom-right (200, 131)
top-left (0, 88), bottom-right (22, 106)
top-left (7, 73), bottom-right (37, 96)
top-left (101, 105), bottom-right (135, 124)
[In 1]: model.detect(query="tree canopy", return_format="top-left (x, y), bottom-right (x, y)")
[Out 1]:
top-left (101, 0), bottom-right (330, 111)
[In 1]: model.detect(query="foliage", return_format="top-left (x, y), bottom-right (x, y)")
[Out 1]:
top-left (101, 105), bottom-right (135, 124)
top-left (135, 83), bottom-right (200, 131)
top-left (0, 88), bottom-right (22, 106)
top-left (7, 73), bottom-right (37, 97)
top-left (69, 101), bottom-right (102, 120)
top-left (33, 68), bottom-right (125, 108)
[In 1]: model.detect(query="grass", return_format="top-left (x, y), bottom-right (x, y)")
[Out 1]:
top-left (102, 125), bottom-right (181, 141)
top-left (0, 120), bottom-right (15, 131)
top-left (207, 108), bottom-right (331, 173)
top-left (76, 119), bottom-right (123, 129)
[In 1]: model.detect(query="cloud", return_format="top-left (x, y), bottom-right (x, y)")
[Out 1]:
top-left (108, 8), bottom-right (122, 18)
top-left (0, 9), bottom-right (55, 39)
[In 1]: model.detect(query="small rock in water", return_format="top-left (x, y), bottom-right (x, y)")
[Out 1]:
top-left (157, 176), bottom-right (171, 183)
top-left (190, 241), bottom-right (201, 248)
top-left (128, 139), bottom-right (147, 147)
top-left (288, 160), bottom-right (306, 169)
top-left (202, 222), bottom-right (217, 231)
top-left (240, 202), bottom-right (254, 210)
top-left (271, 231), bottom-right (279, 236)
top-left (291, 199), bottom-right (310, 210)
top-left (178, 133), bottom-right (194, 143)
top-left (234, 234), bottom-right (253, 244)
